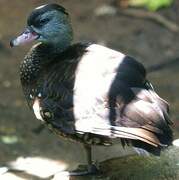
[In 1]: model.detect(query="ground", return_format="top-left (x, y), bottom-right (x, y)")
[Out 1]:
top-left (0, 0), bottom-right (179, 179)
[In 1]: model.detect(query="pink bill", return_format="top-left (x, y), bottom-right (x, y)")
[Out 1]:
top-left (10, 30), bottom-right (39, 47)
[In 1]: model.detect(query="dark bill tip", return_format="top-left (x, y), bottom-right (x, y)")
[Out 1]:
top-left (10, 39), bottom-right (15, 47)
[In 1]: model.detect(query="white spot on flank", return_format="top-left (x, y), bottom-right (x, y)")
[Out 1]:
top-left (33, 99), bottom-right (43, 121)
top-left (38, 93), bottom-right (42, 98)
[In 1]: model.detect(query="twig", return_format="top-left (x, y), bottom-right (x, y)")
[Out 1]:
top-left (119, 9), bottom-right (179, 33)
top-left (147, 57), bottom-right (179, 73)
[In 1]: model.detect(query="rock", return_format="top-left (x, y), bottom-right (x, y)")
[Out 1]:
top-left (66, 147), bottom-right (179, 180)
top-left (173, 139), bottom-right (179, 147)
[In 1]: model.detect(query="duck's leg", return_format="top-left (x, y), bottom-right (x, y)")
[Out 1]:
top-left (85, 144), bottom-right (92, 170)
top-left (66, 144), bottom-right (98, 176)
top-left (52, 145), bottom-right (99, 178)
top-left (84, 144), bottom-right (99, 174)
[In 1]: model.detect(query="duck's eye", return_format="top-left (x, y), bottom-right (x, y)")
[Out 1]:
top-left (38, 18), bottom-right (50, 26)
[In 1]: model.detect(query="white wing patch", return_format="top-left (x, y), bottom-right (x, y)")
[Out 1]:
top-left (33, 98), bottom-right (43, 121)
top-left (74, 44), bottom-right (126, 133)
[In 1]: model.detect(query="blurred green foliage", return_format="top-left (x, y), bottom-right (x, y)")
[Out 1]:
top-left (129, 0), bottom-right (174, 11)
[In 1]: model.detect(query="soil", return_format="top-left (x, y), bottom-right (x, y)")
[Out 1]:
top-left (0, 0), bottom-right (179, 179)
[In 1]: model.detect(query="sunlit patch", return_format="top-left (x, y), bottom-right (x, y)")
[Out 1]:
top-left (172, 139), bottom-right (179, 147)
top-left (52, 171), bottom-right (70, 180)
top-left (74, 44), bottom-right (125, 134)
top-left (35, 4), bottom-right (47, 10)
top-left (7, 156), bottom-right (68, 178)
top-left (0, 167), bottom-right (8, 175)
top-left (1, 135), bottom-right (18, 144)
top-left (0, 172), bottom-right (24, 180)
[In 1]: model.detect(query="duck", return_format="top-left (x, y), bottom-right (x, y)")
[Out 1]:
top-left (10, 3), bottom-right (173, 175)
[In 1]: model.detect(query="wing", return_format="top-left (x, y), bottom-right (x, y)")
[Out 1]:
top-left (28, 43), bottom-right (172, 154)
top-left (74, 44), bottom-right (173, 154)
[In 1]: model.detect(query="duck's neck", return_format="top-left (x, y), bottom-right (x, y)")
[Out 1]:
top-left (33, 40), bottom-right (72, 62)
top-left (47, 42), bottom-right (71, 55)
top-left (53, 35), bottom-right (73, 54)
top-left (43, 24), bottom-right (73, 54)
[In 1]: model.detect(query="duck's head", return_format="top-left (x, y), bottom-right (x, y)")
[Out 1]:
top-left (10, 4), bottom-right (73, 50)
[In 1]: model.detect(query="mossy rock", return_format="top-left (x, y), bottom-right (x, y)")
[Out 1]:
top-left (69, 147), bottom-right (179, 180)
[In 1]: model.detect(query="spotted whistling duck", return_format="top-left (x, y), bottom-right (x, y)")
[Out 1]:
top-left (10, 3), bottom-right (173, 175)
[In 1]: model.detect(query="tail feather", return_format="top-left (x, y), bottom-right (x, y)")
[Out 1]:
top-left (112, 127), bottom-right (161, 147)
top-left (93, 126), bottom-right (161, 147)
top-left (114, 87), bottom-right (173, 154)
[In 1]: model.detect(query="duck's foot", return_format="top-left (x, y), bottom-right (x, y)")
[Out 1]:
top-left (52, 164), bottom-right (100, 179)
top-left (72, 163), bottom-right (99, 176)
top-left (32, 124), bottom-right (45, 134)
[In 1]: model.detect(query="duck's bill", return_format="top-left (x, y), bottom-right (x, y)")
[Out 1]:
top-left (10, 28), bottom-right (39, 47)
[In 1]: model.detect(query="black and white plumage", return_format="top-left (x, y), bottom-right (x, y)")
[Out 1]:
top-left (11, 4), bottom-right (173, 175)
